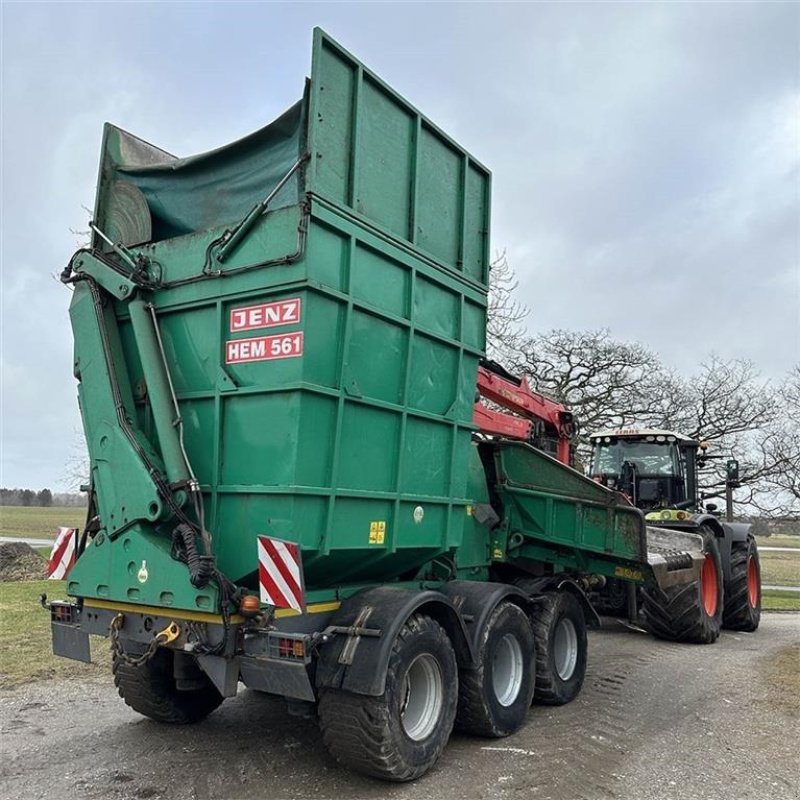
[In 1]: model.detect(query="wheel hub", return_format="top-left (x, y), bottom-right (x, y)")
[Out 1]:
top-left (700, 553), bottom-right (719, 617)
top-left (553, 618), bottom-right (578, 680)
top-left (400, 653), bottom-right (443, 741)
top-left (492, 633), bottom-right (524, 706)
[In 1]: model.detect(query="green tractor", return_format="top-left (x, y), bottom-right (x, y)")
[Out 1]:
top-left (588, 429), bottom-right (761, 641)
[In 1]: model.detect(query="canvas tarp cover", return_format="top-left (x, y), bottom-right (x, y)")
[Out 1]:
top-left (115, 99), bottom-right (306, 242)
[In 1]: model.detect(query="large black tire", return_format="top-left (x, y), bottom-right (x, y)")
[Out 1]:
top-left (531, 591), bottom-right (588, 706)
top-left (112, 648), bottom-right (224, 724)
top-left (318, 613), bottom-right (458, 782)
top-left (587, 578), bottom-right (629, 617)
top-left (641, 528), bottom-right (723, 644)
top-left (455, 601), bottom-right (535, 737)
top-left (723, 537), bottom-right (761, 632)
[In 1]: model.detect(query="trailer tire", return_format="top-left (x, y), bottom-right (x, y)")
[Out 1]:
top-left (531, 591), bottom-right (587, 706)
top-left (112, 648), bottom-right (223, 724)
top-left (455, 601), bottom-right (535, 737)
top-left (722, 538), bottom-right (761, 632)
top-left (318, 613), bottom-right (457, 782)
top-left (641, 528), bottom-right (723, 644)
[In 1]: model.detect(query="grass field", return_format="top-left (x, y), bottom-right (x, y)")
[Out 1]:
top-left (758, 534), bottom-right (800, 549)
top-left (0, 506), bottom-right (86, 539)
top-left (762, 589), bottom-right (800, 612)
top-left (0, 580), bottom-right (104, 687)
top-left (759, 551), bottom-right (800, 586)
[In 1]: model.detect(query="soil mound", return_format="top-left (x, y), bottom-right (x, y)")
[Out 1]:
top-left (0, 542), bottom-right (48, 581)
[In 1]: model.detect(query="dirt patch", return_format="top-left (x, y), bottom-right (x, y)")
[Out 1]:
top-left (0, 543), bottom-right (47, 581)
top-left (761, 643), bottom-right (800, 716)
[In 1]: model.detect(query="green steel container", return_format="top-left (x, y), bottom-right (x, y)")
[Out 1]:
top-left (68, 29), bottom-right (491, 607)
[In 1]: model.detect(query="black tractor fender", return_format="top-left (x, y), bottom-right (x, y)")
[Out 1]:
top-left (691, 515), bottom-right (752, 585)
top-left (315, 585), bottom-right (476, 697)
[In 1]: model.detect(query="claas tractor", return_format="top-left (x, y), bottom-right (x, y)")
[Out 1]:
top-left (588, 429), bottom-right (761, 637)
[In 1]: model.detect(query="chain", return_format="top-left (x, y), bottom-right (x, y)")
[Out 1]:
top-left (109, 614), bottom-right (178, 667)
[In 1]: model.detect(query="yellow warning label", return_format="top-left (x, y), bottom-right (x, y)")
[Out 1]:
top-left (369, 520), bottom-right (386, 545)
top-left (614, 566), bottom-right (644, 582)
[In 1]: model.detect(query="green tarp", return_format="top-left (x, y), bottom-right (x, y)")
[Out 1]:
top-left (114, 99), bottom-right (305, 241)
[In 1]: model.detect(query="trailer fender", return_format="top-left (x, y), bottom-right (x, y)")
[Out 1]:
top-left (315, 586), bottom-right (475, 697)
top-left (437, 581), bottom-right (531, 651)
top-left (515, 576), bottom-right (601, 629)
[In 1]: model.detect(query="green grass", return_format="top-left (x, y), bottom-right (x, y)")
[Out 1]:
top-left (759, 534), bottom-right (800, 549)
top-left (0, 506), bottom-right (86, 539)
top-left (759, 551), bottom-right (800, 587)
top-left (0, 580), bottom-right (104, 687)
top-left (762, 589), bottom-right (800, 612)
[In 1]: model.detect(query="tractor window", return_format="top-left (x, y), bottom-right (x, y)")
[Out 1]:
top-left (592, 441), bottom-right (677, 476)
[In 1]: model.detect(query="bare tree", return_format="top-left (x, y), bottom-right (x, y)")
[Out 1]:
top-left (486, 252), bottom-right (529, 362)
top-left (743, 367), bottom-right (800, 517)
top-left (510, 328), bottom-right (683, 453)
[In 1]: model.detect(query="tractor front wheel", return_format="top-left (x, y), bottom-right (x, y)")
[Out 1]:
top-left (641, 528), bottom-right (723, 644)
top-left (723, 537), bottom-right (761, 632)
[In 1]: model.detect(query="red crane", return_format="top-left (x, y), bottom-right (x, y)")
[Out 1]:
top-left (473, 360), bottom-right (577, 465)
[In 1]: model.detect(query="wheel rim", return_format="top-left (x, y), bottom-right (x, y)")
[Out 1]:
top-left (492, 633), bottom-right (524, 707)
top-left (553, 618), bottom-right (578, 681)
top-left (747, 555), bottom-right (759, 608)
top-left (400, 653), bottom-right (443, 741)
top-left (700, 553), bottom-right (719, 617)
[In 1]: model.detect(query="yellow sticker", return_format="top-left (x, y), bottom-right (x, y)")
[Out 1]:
top-left (466, 505), bottom-right (473, 516)
top-left (614, 566), bottom-right (643, 582)
top-left (369, 521), bottom-right (386, 545)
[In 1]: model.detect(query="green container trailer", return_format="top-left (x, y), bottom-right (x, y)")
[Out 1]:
top-left (48, 29), bottom-right (712, 782)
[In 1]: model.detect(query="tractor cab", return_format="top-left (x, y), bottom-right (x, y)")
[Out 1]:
top-left (589, 429), bottom-right (702, 512)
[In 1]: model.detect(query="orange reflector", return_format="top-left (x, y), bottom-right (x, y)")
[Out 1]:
top-left (239, 595), bottom-right (261, 618)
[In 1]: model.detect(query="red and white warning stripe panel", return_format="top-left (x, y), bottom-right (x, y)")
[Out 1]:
top-left (257, 535), bottom-right (305, 613)
top-left (48, 527), bottom-right (77, 580)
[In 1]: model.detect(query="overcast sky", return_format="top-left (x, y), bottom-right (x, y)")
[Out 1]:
top-left (1, 1), bottom-right (798, 491)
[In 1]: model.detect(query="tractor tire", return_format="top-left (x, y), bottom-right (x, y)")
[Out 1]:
top-left (587, 578), bottom-right (629, 617)
top-left (455, 601), bottom-right (535, 737)
top-left (318, 613), bottom-right (458, 782)
top-left (722, 537), bottom-right (761, 632)
top-left (531, 591), bottom-right (588, 706)
top-left (641, 528), bottom-right (723, 644)
top-left (112, 647), bottom-right (224, 724)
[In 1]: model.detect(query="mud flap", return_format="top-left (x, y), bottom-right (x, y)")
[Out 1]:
top-left (197, 654), bottom-right (240, 697)
top-left (52, 622), bottom-right (91, 663)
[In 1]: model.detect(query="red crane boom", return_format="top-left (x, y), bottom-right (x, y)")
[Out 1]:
top-left (473, 360), bottom-right (576, 465)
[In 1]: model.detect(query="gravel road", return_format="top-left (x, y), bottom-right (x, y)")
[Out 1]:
top-left (2, 615), bottom-right (798, 800)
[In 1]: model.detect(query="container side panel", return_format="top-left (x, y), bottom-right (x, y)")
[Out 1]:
top-left (309, 29), bottom-right (490, 287)
top-left (351, 242), bottom-right (410, 319)
top-left (401, 418), bottom-right (452, 497)
top-left (414, 275), bottom-right (460, 341)
top-left (416, 128), bottom-right (462, 269)
top-left (357, 77), bottom-right (414, 239)
top-left (407, 335), bottom-right (458, 416)
top-left (312, 41), bottom-right (356, 205)
top-left (345, 311), bottom-right (408, 405)
top-left (464, 164), bottom-right (490, 284)
top-left (338, 404), bottom-right (400, 492)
